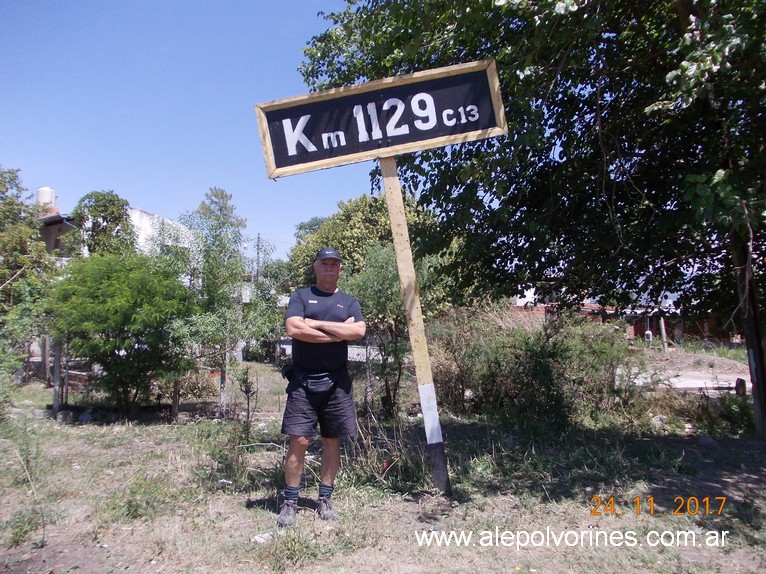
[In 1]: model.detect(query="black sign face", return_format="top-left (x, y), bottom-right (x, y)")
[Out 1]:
top-left (255, 60), bottom-right (507, 178)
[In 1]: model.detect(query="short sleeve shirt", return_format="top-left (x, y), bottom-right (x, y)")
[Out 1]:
top-left (285, 286), bottom-right (364, 372)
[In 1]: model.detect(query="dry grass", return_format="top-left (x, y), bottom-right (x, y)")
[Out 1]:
top-left (2, 359), bottom-right (765, 574)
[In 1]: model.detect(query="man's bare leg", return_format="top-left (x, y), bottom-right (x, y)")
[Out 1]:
top-left (319, 436), bottom-right (341, 485)
top-left (285, 435), bottom-right (310, 486)
top-left (277, 435), bottom-right (310, 527)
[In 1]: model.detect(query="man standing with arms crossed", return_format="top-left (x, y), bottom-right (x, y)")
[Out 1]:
top-left (277, 247), bottom-right (365, 527)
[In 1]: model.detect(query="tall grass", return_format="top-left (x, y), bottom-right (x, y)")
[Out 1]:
top-left (0, 371), bottom-right (11, 423)
top-left (677, 334), bottom-right (748, 363)
top-left (1, 414), bottom-right (58, 548)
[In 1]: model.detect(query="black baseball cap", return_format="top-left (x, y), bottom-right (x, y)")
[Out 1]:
top-left (315, 247), bottom-right (342, 261)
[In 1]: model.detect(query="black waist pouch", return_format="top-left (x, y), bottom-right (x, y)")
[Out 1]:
top-left (282, 364), bottom-right (337, 394)
top-left (303, 372), bottom-right (334, 394)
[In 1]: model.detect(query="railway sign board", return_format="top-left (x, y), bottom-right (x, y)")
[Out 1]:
top-left (255, 60), bottom-right (507, 178)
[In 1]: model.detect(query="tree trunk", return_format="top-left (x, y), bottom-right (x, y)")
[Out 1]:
top-left (219, 350), bottom-right (227, 419)
top-left (52, 341), bottom-right (62, 411)
top-left (172, 379), bottom-right (180, 422)
top-left (732, 242), bottom-right (766, 441)
top-left (42, 335), bottom-right (50, 386)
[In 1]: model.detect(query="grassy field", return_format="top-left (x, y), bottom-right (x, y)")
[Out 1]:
top-left (1, 360), bottom-right (765, 574)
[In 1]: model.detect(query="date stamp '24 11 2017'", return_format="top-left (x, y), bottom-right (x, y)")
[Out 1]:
top-left (590, 495), bottom-right (727, 516)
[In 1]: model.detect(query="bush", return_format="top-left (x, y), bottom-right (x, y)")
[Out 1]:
top-left (496, 327), bottom-right (574, 434)
top-left (242, 339), bottom-right (278, 363)
top-left (47, 253), bottom-right (195, 414)
top-left (687, 392), bottom-right (756, 438)
top-left (339, 418), bottom-right (431, 492)
top-left (430, 302), bottom-right (640, 434)
top-left (155, 368), bottom-right (218, 402)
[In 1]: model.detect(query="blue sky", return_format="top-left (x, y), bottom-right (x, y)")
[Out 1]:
top-left (0, 0), bottom-right (375, 259)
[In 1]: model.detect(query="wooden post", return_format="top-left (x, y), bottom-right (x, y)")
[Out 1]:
top-left (172, 379), bottom-right (180, 423)
top-left (52, 341), bottom-right (61, 411)
top-left (381, 156), bottom-right (452, 496)
top-left (659, 316), bottom-right (669, 353)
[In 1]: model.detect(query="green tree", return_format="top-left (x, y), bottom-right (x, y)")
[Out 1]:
top-left (345, 244), bottom-right (407, 416)
top-left (294, 216), bottom-right (327, 242)
top-left (47, 252), bottom-right (194, 414)
top-left (177, 187), bottom-right (251, 417)
top-left (288, 193), bottom-right (442, 287)
top-left (0, 167), bottom-right (55, 418)
top-left (301, 0), bottom-right (766, 437)
top-left (345, 243), bottom-right (448, 417)
top-left (70, 190), bottom-right (136, 254)
top-left (242, 255), bottom-right (290, 363)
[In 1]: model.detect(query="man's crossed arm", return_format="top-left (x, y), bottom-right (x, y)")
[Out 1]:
top-left (286, 316), bottom-right (366, 343)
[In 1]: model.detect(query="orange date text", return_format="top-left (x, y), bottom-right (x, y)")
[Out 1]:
top-left (590, 495), bottom-right (727, 516)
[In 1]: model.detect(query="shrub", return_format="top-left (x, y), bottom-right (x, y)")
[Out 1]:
top-left (339, 417), bottom-right (431, 492)
top-left (430, 302), bottom-right (640, 434)
top-left (688, 392), bottom-right (756, 438)
top-left (496, 326), bottom-right (574, 434)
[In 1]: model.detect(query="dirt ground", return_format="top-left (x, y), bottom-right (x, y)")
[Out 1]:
top-left (640, 348), bottom-right (751, 378)
top-left (2, 351), bottom-right (764, 574)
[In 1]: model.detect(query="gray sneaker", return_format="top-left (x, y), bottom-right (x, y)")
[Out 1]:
top-left (317, 497), bottom-right (338, 521)
top-left (276, 500), bottom-right (297, 527)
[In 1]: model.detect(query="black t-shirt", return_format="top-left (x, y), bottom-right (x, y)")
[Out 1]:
top-left (285, 286), bottom-right (364, 372)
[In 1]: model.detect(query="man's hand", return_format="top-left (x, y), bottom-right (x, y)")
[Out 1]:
top-left (302, 318), bottom-right (344, 342)
top-left (286, 316), bottom-right (341, 343)
top-left (304, 316), bottom-right (354, 330)
top-left (287, 316), bottom-right (366, 343)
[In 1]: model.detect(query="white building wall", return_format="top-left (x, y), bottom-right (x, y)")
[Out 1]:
top-left (129, 207), bottom-right (188, 254)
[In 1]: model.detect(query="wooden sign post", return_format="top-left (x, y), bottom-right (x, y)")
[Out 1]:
top-left (381, 155), bottom-right (452, 493)
top-left (255, 60), bottom-right (507, 495)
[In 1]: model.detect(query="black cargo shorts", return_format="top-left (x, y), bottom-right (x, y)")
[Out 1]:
top-left (280, 365), bottom-right (356, 438)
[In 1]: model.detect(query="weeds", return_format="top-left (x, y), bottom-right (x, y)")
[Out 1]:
top-left (258, 517), bottom-right (373, 574)
top-left (99, 471), bottom-right (176, 523)
top-left (679, 335), bottom-right (748, 364)
top-left (195, 422), bottom-right (252, 489)
top-left (0, 370), bottom-right (13, 423)
top-left (4, 507), bottom-right (40, 547)
top-left (676, 391), bottom-right (756, 438)
top-left (181, 418), bottom-right (287, 492)
top-left (235, 364), bottom-right (259, 444)
top-left (260, 527), bottom-right (326, 573)
top-left (1, 382), bottom-right (763, 573)
top-left (245, 452), bottom-right (286, 492)
top-left (339, 415), bottom-right (431, 492)
top-left (9, 415), bottom-right (40, 484)
top-left (4, 505), bottom-right (58, 548)
top-left (1, 414), bottom-right (57, 547)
